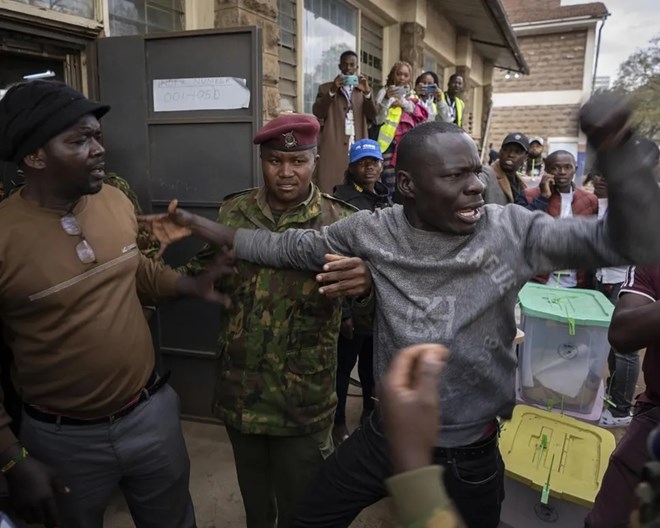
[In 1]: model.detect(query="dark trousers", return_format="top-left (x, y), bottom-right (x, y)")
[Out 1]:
top-left (20, 385), bottom-right (195, 528)
top-left (294, 410), bottom-right (505, 528)
top-left (226, 426), bottom-right (333, 528)
top-left (597, 281), bottom-right (641, 415)
top-left (585, 401), bottom-right (660, 527)
top-left (335, 334), bottom-right (375, 425)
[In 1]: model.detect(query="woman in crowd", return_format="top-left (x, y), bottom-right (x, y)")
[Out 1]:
top-left (374, 61), bottom-right (428, 195)
top-left (413, 71), bottom-right (452, 123)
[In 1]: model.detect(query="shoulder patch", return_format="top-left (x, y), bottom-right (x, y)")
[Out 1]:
top-left (222, 187), bottom-right (259, 203)
top-left (321, 193), bottom-right (359, 212)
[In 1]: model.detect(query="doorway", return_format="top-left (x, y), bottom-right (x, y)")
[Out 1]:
top-left (97, 28), bottom-right (263, 422)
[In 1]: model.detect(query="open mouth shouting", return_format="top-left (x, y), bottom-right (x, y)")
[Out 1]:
top-left (455, 202), bottom-right (484, 224)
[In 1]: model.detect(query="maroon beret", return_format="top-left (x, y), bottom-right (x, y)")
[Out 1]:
top-left (253, 113), bottom-right (320, 151)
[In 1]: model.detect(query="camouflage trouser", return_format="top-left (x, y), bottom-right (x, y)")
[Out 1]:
top-left (226, 426), bottom-right (333, 528)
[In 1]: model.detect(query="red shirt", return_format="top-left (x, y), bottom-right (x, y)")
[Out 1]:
top-left (619, 264), bottom-right (660, 404)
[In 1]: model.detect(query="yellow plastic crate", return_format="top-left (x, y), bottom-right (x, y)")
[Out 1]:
top-left (499, 404), bottom-right (616, 508)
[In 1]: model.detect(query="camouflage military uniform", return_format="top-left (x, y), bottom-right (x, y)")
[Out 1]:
top-left (104, 173), bottom-right (160, 259)
top-left (184, 184), bottom-right (355, 435)
top-left (183, 184), bottom-right (355, 528)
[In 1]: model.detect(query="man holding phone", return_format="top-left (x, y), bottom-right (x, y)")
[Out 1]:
top-left (313, 50), bottom-right (377, 193)
top-left (524, 150), bottom-right (598, 288)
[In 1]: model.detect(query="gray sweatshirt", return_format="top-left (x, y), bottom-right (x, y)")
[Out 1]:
top-left (233, 138), bottom-right (660, 447)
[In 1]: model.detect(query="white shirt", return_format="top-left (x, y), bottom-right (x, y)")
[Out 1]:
top-left (595, 198), bottom-right (628, 284)
top-left (547, 191), bottom-right (578, 288)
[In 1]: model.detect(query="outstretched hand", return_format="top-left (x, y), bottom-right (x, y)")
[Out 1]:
top-left (379, 344), bottom-right (448, 474)
top-left (316, 254), bottom-right (372, 298)
top-left (580, 92), bottom-right (632, 151)
top-left (138, 199), bottom-right (195, 258)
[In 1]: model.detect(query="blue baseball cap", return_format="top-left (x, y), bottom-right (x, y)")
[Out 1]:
top-left (349, 139), bottom-right (383, 164)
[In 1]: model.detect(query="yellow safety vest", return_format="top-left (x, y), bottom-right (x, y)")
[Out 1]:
top-left (377, 105), bottom-right (403, 153)
top-left (429, 100), bottom-right (438, 117)
top-left (441, 92), bottom-right (464, 127)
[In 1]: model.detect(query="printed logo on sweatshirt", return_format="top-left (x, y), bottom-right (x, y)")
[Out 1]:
top-left (406, 295), bottom-right (456, 340)
top-left (454, 246), bottom-right (516, 293)
top-left (377, 248), bottom-right (395, 262)
top-left (122, 243), bottom-right (137, 254)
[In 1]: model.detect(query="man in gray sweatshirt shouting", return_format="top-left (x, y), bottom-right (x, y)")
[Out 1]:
top-left (141, 94), bottom-right (660, 528)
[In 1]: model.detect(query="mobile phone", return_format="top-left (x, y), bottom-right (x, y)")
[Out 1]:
top-left (426, 85), bottom-right (437, 94)
top-left (343, 74), bottom-right (358, 87)
top-left (395, 85), bottom-right (409, 98)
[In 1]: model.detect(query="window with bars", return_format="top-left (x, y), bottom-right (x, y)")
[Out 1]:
top-left (108, 0), bottom-right (184, 36)
top-left (278, 0), bottom-right (297, 112)
top-left (10, 0), bottom-right (95, 19)
top-left (360, 16), bottom-right (383, 95)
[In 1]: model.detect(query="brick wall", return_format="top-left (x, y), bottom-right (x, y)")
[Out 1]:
top-left (215, 0), bottom-right (280, 121)
top-left (489, 104), bottom-right (579, 149)
top-left (492, 30), bottom-right (587, 93)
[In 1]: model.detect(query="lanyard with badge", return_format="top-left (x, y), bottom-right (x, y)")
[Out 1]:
top-left (342, 85), bottom-right (355, 145)
top-left (446, 94), bottom-right (457, 121)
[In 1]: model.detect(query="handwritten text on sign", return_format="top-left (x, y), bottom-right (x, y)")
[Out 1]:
top-left (153, 77), bottom-right (251, 112)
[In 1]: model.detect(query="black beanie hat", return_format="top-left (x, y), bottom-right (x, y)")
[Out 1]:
top-left (0, 80), bottom-right (110, 163)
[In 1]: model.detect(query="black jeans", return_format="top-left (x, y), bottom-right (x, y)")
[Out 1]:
top-left (294, 409), bottom-right (505, 528)
top-left (335, 334), bottom-right (375, 425)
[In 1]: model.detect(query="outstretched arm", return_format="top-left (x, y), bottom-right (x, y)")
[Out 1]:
top-left (519, 94), bottom-right (660, 275)
top-left (232, 213), bottom-right (361, 271)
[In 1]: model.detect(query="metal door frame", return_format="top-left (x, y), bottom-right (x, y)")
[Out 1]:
top-left (0, 10), bottom-right (102, 93)
top-left (145, 27), bottom-right (263, 210)
top-left (95, 27), bottom-right (263, 422)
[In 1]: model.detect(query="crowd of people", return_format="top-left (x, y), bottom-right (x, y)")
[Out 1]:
top-left (0, 48), bottom-right (658, 528)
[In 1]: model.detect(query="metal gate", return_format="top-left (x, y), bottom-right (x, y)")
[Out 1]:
top-left (96, 28), bottom-right (263, 421)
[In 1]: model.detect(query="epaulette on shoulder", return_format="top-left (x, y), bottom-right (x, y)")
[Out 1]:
top-left (321, 192), bottom-right (359, 212)
top-left (222, 187), bottom-right (259, 203)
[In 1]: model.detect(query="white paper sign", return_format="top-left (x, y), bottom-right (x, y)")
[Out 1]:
top-left (153, 77), bottom-right (251, 112)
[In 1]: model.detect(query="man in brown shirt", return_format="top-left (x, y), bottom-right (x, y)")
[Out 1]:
top-left (0, 80), bottom-right (232, 528)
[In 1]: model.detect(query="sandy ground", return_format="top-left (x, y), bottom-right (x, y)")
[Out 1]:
top-left (103, 390), bottom-right (395, 528)
top-left (103, 354), bottom-right (645, 527)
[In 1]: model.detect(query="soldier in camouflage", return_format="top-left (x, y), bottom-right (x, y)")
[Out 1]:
top-left (182, 114), bottom-right (370, 528)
